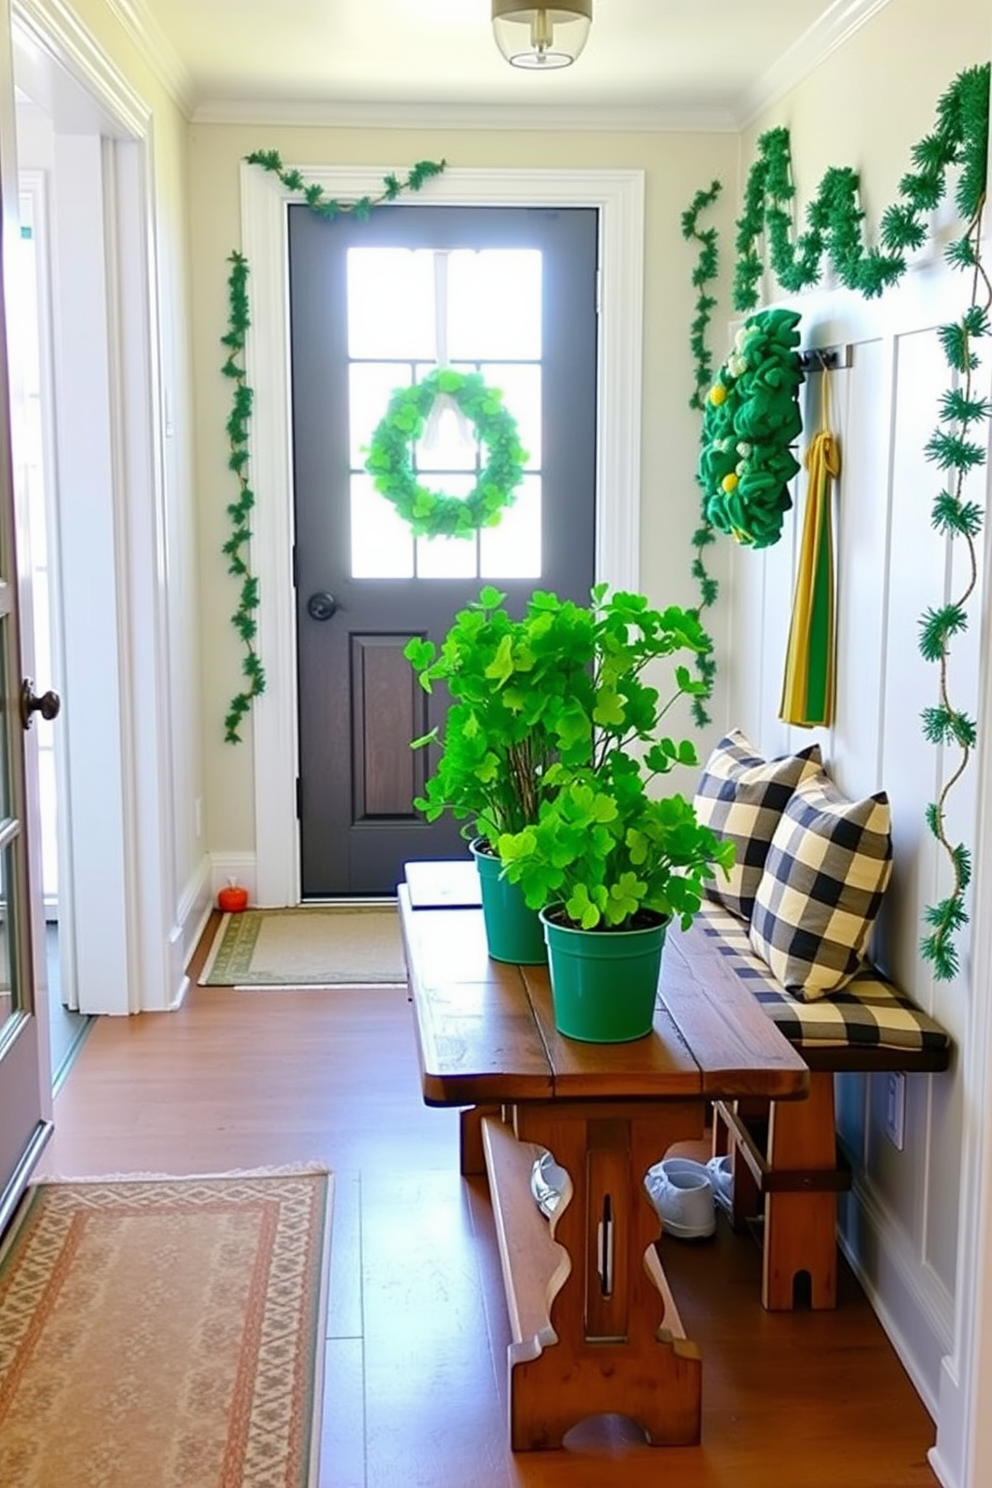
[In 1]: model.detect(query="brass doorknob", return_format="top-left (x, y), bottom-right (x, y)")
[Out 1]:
top-left (21, 679), bottom-right (61, 730)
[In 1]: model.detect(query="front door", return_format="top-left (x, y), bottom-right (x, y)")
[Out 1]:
top-left (289, 204), bottom-right (598, 896)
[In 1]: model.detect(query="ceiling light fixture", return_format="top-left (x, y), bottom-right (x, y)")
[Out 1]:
top-left (491, 1), bottom-right (592, 70)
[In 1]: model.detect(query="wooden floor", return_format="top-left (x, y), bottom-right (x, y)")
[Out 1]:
top-left (36, 924), bottom-right (940, 1488)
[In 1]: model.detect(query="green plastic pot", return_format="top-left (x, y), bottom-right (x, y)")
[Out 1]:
top-left (539, 905), bottom-right (667, 1042)
top-left (471, 839), bottom-right (547, 965)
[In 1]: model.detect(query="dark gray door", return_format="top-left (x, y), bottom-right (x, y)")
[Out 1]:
top-left (289, 204), bottom-right (598, 896)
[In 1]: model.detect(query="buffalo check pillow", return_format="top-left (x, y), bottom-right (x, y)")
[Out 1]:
top-left (693, 729), bottom-right (822, 920)
top-left (749, 771), bottom-right (894, 1000)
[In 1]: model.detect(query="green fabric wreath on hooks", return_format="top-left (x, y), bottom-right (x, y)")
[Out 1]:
top-left (365, 368), bottom-right (528, 539)
top-left (697, 307), bottom-right (805, 548)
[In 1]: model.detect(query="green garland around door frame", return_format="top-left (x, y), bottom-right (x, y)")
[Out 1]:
top-left (365, 369), bottom-right (528, 540)
top-left (219, 153), bottom-right (448, 741)
top-left (220, 250), bottom-right (264, 745)
top-left (680, 180), bottom-right (722, 727)
top-left (688, 61), bottom-right (990, 980)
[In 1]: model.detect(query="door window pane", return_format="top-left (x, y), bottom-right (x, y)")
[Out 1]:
top-left (349, 362), bottom-right (412, 467)
top-left (350, 475), bottom-right (414, 578)
top-left (347, 249), bottom-right (436, 360)
top-left (480, 362), bottom-right (542, 467)
top-left (448, 250), bottom-right (542, 361)
top-left (480, 475), bottom-right (542, 579)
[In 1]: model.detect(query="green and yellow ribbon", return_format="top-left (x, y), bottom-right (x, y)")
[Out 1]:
top-left (780, 385), bottom-right (840, 728)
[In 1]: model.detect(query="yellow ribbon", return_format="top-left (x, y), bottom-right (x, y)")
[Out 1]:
top-left (779, 423), bottom-right (840, 727)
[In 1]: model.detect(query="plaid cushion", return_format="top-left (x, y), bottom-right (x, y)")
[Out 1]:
top-left (695, 899), bottom-right (949, 1054)
top-left (693, 729), bottom-right (822, 920)
top-left (749, 772), bottom-right (893, 1000)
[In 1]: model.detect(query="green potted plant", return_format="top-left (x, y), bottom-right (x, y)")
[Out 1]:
top-left (404, 586), bottom-right (597, 963)
top-left (496, 586), bottom-right (735, 1042)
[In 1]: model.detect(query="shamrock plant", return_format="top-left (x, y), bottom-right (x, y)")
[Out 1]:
top-left (404, 586), bottom-right (600, 847)
top-left (495, 588), bottom-right (734, 931)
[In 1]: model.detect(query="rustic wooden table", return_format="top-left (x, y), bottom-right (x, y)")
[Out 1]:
top-left (398, 868), bottom-right (809, 1451)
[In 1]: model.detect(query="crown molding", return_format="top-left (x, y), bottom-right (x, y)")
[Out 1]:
top-left (191, 95), bottom-right (739, 133)
top-left (99, 0), bottom-right (195, 115)
top-left (738, 0), bottom-right (894, 127)
top-left (13, 0), bottom-right (151, 136)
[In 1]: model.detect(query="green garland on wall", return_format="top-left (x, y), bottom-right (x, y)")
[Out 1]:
top-left (220, 250), bottom-right (263, 744)
top-left (220, 154), bottom-right (447, 741)
top-left (680, 180), bottom-right (722, 727)
top-left (688, 61), bottom-right (990, 980)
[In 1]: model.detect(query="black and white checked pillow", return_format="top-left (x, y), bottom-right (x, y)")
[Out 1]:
top-left (749, 772), bottom-right (893, 1001)
top-left (693, 730), bottom-right (822, 920)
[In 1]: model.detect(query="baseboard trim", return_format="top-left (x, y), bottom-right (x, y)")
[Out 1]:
top-left (837, 1175), bottom-right (953, 1423)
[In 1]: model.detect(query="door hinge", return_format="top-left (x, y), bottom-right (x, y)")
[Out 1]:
top-left (295, 777), bottom-right (302, 819)
top-left (292, 544), bottom-right (299, 589)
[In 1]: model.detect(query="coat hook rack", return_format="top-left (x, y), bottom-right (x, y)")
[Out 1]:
top-left (797, 344), bottom-right (852, 373)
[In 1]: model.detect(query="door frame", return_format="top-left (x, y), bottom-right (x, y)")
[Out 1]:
top-left (12, 0), bottom-right (182, 1015)
top-left (242, 163), bottom-right (645, 908)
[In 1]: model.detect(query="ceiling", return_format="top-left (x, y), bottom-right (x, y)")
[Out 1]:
top-left (127, 0), bottom-right (890, 128)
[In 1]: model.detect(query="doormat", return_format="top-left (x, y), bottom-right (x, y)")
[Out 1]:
top-left (0, 1171), bottom-right (333, 1488)
top-left (199, 905), bottom-right (407, 987)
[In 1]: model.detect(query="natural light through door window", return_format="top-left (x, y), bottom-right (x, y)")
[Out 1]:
top-left (347, 247), bottom-right (543, 580)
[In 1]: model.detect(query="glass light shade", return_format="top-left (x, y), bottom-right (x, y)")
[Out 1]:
top-left (491, 1), bottom-right (592, 70)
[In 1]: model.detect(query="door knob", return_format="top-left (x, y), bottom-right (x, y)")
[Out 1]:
top-left (307, 591), bottom-right (338, 622)
top-left (21, 679), bottom-right (61, 730)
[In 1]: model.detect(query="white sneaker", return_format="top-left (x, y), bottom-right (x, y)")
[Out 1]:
top-left (530, 1150), bottom-right (572, 1218)
top-left (644, 1157), bottom-right (716, 1240)
top-left (706, 1154), bottom-right (734, 1212)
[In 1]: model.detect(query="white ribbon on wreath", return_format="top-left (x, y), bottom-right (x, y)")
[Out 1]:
top-left (421, 250), bottom-right (476, 456)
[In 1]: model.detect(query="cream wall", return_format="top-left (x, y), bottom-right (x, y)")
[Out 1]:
top-left (727, 0), bottom-right (990, 1439)
top-left (186, 123), bottom-right (739, 855)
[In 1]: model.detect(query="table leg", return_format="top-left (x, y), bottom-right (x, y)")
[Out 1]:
top-left (504, 1102), bottom-right (705, 1450)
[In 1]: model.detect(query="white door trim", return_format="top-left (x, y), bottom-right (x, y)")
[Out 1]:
top-left (241, 162), bottom-right (645, 907)
top-left (11, 0), bottom-right (180, 1013)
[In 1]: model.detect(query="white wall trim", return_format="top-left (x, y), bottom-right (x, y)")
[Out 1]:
top-left (209, 851), bottom-right (258, 905)
top-left (242, 162), bottom-right (645, 907)
top-left (101, 0), bottom-right (195, 115)
top-left (738, 0), bottom-right (895, 128)
top-left (12, 0), bottom-right (182, 1014)
top-left (931, 397), bottom-right (992, 1485)
top-left (13, 0), bottom-right (151, 138)
top-left (196, 96), bottom-right (737, 133)
top-left (838, 1176), bottom-right (954, 1419)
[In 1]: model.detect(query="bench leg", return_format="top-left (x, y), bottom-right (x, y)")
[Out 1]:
top-left (713, 1099), bottom-right (764, 1231)
top-left (763, 1072), bottom-right (837, 1311)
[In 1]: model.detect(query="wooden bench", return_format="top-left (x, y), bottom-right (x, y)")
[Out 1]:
top-left (667, 900), bottom-right (953, 1311)
top-left (399, 873), bottom-right (810, 1449)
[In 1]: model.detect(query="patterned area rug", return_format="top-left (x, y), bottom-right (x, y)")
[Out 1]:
top-left (0, 1172), bottom-right (333, 1488)
top-left (199, 906), bottom-right (406, 987)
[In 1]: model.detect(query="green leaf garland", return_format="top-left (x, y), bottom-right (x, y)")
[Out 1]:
top-left (680, 180), bottom-right (723, 726)
top-left (365, 369), bottom-right (528, 539)
top-left (220, 154), bottom-right (447, 740)
top-left (685, 61), bottom-right (991, 979)
top-left (221, 250), bottom-right (265, 744)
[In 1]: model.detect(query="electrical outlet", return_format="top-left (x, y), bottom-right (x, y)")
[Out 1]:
top-left (884, 1071), bottom-right (906, 1150)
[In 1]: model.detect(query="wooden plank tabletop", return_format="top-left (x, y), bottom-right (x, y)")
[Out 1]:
top-left (398, 887), bottom-right (553, 1105)
top-left (660, 920), bottom-right (809, 1101)
top-left (399, 869), bottom-right (809, 1108)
